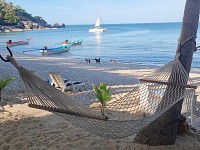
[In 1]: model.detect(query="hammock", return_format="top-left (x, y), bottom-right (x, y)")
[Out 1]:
top-left (2, 52), bottom-right (197, 139)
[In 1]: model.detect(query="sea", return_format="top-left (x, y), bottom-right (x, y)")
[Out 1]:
top-left (1, 22), bottom-right (200, 68)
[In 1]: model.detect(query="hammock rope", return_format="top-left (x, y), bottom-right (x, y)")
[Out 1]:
top-left (0, 47), bottom-right (197, 139)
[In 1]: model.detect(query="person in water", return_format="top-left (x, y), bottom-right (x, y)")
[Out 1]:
top-left (7, 40), bottom-right (12, 44)
top-left (62, 39), bottom-right (70, 45)
top-left (6, 40), bottom-right (12, 47)
top-left (65, 39), bottom-right (70, 43)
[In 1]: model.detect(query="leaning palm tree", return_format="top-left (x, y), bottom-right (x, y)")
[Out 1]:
top-left (0, 77), bottom-right (14, 101)
top-left (93, 83), bottom-right (111, 117)
top-left (134, 0), bottom-right (200, 145)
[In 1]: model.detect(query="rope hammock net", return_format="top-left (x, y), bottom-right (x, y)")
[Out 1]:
top-left (4, 54), bottom-right (197, 139)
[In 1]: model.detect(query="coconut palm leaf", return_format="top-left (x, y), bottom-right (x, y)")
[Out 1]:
top-left (0, 77), bottom-right (14, 90)
top-left (92, 83), bottom-right (111, 116)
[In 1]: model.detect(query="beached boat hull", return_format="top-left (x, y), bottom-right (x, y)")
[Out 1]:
top-left (6, 38), bottom-right (32, 47)
top-left (40, 45), bottom-right (71, 54)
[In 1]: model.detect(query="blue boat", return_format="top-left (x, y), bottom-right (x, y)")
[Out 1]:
top-left (62, 39), bottom-right (83, 47)
top-left (72, 39), bottom-right (83, 46)
top-left (40, 43), bottom-right (72, 54)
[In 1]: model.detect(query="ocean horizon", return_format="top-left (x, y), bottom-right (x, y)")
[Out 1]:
top-left (1, 22), bottom-right (200, 68)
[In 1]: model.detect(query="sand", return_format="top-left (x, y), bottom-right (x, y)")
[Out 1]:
top-left (0, 50), bottom-right (200, 150)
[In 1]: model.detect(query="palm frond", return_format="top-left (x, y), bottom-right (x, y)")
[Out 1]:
top-left (0, 77), bottom-right (14, 90)
top-left (92, 83), bottom-right (111, 115)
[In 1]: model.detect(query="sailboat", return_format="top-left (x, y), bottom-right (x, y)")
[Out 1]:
top-left (89, 17), bottom-right (106, 32)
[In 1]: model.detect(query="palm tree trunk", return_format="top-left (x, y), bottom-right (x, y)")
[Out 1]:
top-left (0, 90), bottom-right (1, 101)
top-left (177, 0), bottom-right (200, 72)
top-left (133, 0), bottom-right (200, 145)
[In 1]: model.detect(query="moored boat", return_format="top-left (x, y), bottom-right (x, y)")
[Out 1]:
top-left (89, 17), bottom-right (106, 32)
top-left (40, 43), bottom-right (72, 54)
top-left (72, 39), bottom-right (83, 46)
top-left (6, 38), bottom-right (32, 47)
top-left (62, 39), bottom-right (83, 47)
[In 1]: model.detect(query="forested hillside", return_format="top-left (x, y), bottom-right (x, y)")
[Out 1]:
top-left (0, 0), bottom-right (18, 24)
top-left (0, 0), bottom-right (35, 25)
top-left (0, 0), bottom-right (49, 27)
top-left (0, 0), bottom-right (65, 32)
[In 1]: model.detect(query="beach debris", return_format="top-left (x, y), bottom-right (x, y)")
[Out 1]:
top-left (177, 115), bottom-right (189, 134)
top-left (0, 105), bottom-right (5, 112)
top-left (89, 102), bottom-right (101, 108)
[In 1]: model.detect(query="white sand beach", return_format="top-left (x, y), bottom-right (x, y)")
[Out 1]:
top-left (0, 50), bottom-right (200, 150)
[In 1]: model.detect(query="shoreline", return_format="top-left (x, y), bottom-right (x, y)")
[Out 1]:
top-left (0, 50), bottom-right (156, 91)
top-left (0, 26), bottom-right (58, 33)
top-left (0, 51), bottom-right (200, 149)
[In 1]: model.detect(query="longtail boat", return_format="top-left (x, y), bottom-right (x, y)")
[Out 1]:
top-left (40, 43), bottom-right (72, 54)
top-left (6, 38), bottom-right (32, 47)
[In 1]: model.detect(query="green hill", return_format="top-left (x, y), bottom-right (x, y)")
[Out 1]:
top-left (0, 0), bottom-right (48, 26)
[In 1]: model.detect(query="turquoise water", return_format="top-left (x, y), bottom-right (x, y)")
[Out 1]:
top-left (1, 22), bottom-right (200, 68)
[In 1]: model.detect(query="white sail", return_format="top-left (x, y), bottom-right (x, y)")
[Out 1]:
top-left (89, 16), bottom-right (106, 32)
top-left (95, 17), bottom-right (100, 27)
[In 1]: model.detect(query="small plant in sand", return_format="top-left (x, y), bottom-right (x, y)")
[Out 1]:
top-left (93, 83), bottom-right (111, 117)
top-left (0, 77), bottom-right (14, 101)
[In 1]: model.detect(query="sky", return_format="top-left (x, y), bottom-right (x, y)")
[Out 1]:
top-left (8, 0), bottom-right (186, 25)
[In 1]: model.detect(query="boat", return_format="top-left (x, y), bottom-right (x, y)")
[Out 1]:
top-left (62, 39), bottom-right (83, 47)
top-left (40, 43), bottom-right (72, 54)
top-left (72, 39), bottom-right (83, 46)
top-left (89, 17), bottom-right (106, 32)
top-left (6, 38), bottom-right (32, 47)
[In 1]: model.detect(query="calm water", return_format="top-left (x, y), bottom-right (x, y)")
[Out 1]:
top-left (1, 22), bottom-right (200, 68)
